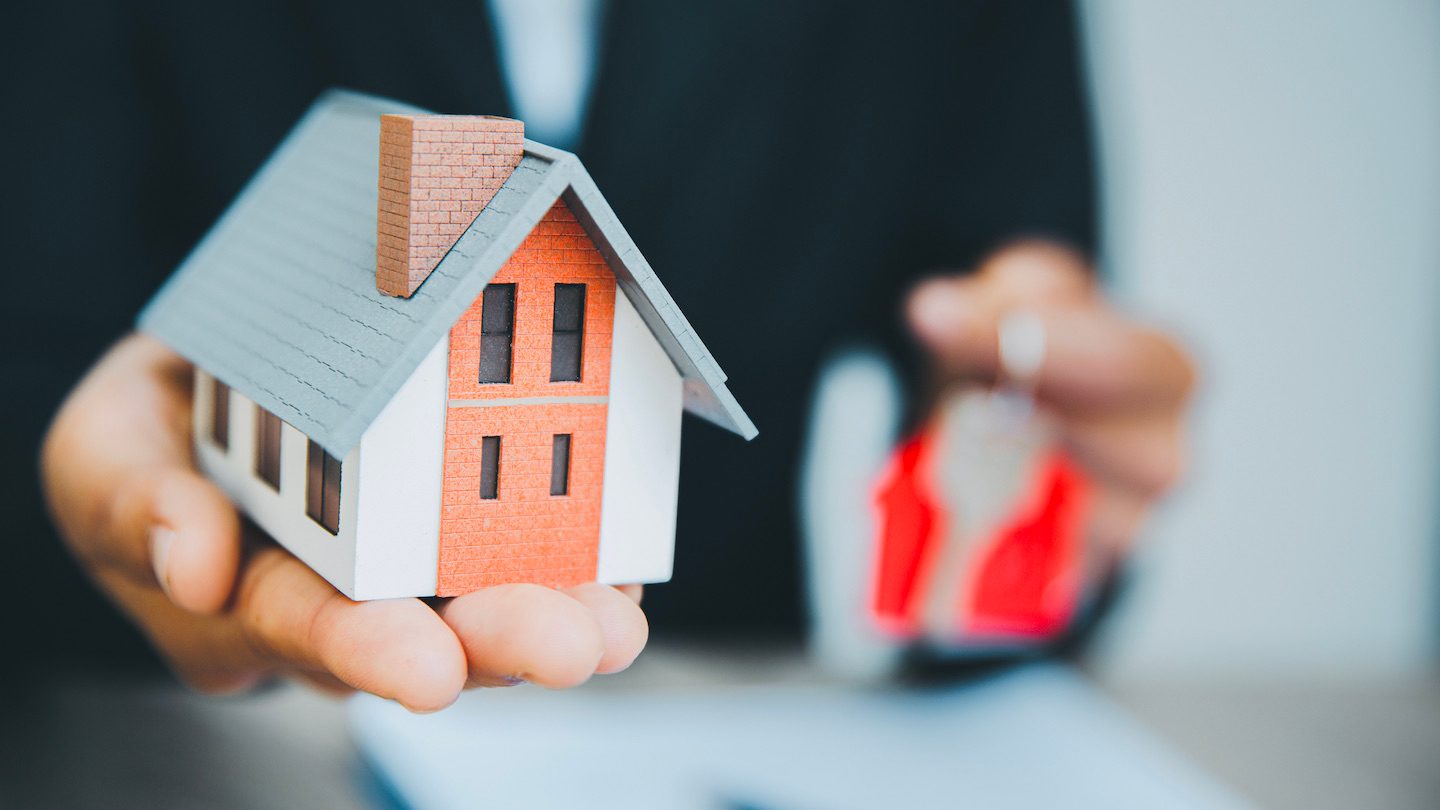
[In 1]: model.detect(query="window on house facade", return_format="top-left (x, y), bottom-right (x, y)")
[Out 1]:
top-left (479, 283), bottom-right (516, 384)
top-left (210, 377), bottom-right (230, 451)
top-left (306, 439), bottom-right (342, 535)
top-left (480, 436), bottom-right (501, 500)
top-left (550, 434), bottom-right (572, 496)
top-left (255, 408), bottom-right (282, 490)
top-left (550, 283), bottom-right (586, 382)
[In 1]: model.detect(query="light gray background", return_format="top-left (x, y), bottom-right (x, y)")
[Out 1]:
top-left (1082, 0), bottom-right (1440, 679)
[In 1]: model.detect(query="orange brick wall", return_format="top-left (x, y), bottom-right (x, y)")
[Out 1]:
top-left (376, 114), bottom-right (525, 298)
top-left (437, 200), bottom-right (617, 594)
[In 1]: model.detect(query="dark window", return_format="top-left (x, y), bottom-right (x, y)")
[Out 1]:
top-left (255, 408), bottom-right (282, 490)
top-left (479, 283), bottom-right (516, 384)
top-left (479, 436), bottom-right (501, 500)
top-left (210, 378), bottom-right (230, 451)
top-left (550, 283), bottom-right (586, 382)
top-left (306, 440), bottom-right (342, 535)
top-left (550, 434), bottom-right (572, 496)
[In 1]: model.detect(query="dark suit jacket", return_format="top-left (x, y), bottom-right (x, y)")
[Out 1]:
top-left (1, 0), bottom-right (1094, 671)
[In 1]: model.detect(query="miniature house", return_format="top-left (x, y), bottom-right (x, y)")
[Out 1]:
top-left (140, 91), bottom-right (754, 601)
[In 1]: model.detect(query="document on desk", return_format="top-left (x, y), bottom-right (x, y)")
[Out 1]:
top-left (351, 663), bottom-right (1253, 810)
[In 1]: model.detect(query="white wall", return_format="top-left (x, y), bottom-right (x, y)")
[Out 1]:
top-left (193, 371), bottom-right (361, 598)
top-left (1081, 0), bottom-right (1440, 677)
top-left (596, 292), bottom-right (684, 585)
top-left (197, 343), bottom-right (448, 602)
top-left (354, 337), bottom-right (449, 600)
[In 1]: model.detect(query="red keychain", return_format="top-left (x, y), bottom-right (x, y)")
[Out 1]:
top-left (870, 312), bottom-right (1092, 646)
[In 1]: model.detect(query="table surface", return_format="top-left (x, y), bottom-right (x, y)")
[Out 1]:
top-left (351, 655), bottom-right (1251, 810)
top-left (2, 646), bottom-right (1436, 809)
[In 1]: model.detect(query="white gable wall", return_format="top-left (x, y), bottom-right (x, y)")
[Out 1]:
top-left (354, 336), bottom-right (449, 599)
top-left (596, 292), bottom-right (684, 584)
top-left (193, 371), bottom-right (361, 597)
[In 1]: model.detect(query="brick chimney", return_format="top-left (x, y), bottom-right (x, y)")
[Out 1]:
top-left (375, 114), bottom-right (525, 298)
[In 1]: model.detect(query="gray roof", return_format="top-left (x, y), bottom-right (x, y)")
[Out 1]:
top-left (139, 89), bottom-right (756, 458)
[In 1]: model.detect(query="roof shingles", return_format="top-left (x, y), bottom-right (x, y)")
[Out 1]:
top-left (139, 90), bottom-right (754, 458)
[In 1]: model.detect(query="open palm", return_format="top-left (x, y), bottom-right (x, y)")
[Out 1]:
top-left (43, 334), bottom-right (647, 711)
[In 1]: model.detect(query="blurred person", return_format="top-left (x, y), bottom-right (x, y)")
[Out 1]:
top-left (6, 0), bottom-right (1190, 707)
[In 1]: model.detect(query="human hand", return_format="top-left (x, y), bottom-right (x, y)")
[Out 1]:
top-left (41, 334), bottom-right (647, 711)
top-left (906, 241), bottom-right (1195, 560)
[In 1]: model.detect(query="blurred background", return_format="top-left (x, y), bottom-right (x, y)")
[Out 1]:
top-left (1085, 0), bottom-right (1440, 684)
top-left (1081, 2), bottom-right (1440, 804)
top-left (3, 1), bottom-right (1437, 808)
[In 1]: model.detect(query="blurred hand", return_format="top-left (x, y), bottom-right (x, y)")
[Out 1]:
top-left (41, 334), bottom-right (647, 712)
top-left (907, 241), bottom-right (1195, 557)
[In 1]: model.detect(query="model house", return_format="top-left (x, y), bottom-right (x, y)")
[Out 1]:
top-left (139, 90), bottom-right (754, 601)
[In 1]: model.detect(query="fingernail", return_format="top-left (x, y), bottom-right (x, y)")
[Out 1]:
top-left (150, 526), bottom-right (177, 601)
top-left (911, 285), bottom-right (972, 341)
top-left (501, 674), bottom-right (527, 687)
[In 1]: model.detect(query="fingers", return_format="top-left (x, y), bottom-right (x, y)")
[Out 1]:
top-left (106, 468), bottom-right (242, 614)
top-left (1086, 485), bottom-right (1153, 557)
top-left (562, 583), bottom-right (649, 674)
top-left (953, 239), bottom-right (1096, 307)
top-left (290, 670), bottom-right (361, 699)
top-left (906, 244), bottom-right (1195, 415)
top-left (1064, 412), bottom-right (1187, 499)
top-left (41, 333), bottom-right (243, 614)
top-left (141, 559), bottom-right (643, 709)
top-left (100, 571), bottom-right (273, 694)
top-left (438, 584), bottom-right (609, 689)
top-left (910, 284), bottom-right (1193, 414)
top-left (56, 336), bottom-right (639, 709)
top-left (233, 547), bottom-right (467, 713)
top-left (106, 541), bottom-right (469, 712)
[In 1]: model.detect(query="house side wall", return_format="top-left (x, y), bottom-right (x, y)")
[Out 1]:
top-left (438, 200), bottom-right (616, 595)
top-left (353, 336), bottom-right (449, 599)
top-left (193, 371), bottom-right (361, 598)
top-left (596, 293), bottom-right (684, 585)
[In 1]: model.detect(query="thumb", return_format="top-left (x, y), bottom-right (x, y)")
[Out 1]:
top-left (906, 240), bottom-right (1093, 381)
top-left (42, 334), bottom-right (244, 615)
top-left (108, 467), bottom-right (242, 615)
top-left (907, 278), bottom-right (1192, 415)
